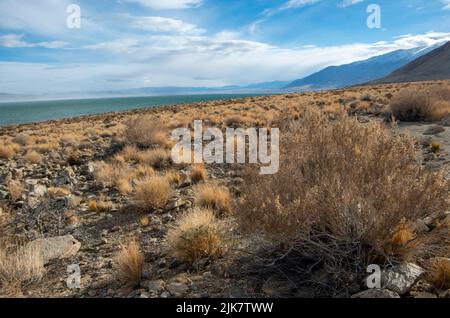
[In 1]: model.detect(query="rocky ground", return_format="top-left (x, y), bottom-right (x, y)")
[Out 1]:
top-left (1, 81), bottom-right (450, 298)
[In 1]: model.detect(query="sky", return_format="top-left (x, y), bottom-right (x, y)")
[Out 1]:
top-left (0, 0), bottom-right (450, 95)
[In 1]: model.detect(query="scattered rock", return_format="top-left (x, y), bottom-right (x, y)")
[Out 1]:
top-left (351, 289), bottom-right (400, 298)
top-left (382, 263), bottom-right (425, 295)
top-left (262, 276), bottom-right (296, 297)
top-left (410, 291), bottom-right (438, 298)
top-left (423, 126), bottom-right (445, 136)
top-left (143, 279), bottom-right (165, 294)
top-left (166, 282), bottom-right (189, 297)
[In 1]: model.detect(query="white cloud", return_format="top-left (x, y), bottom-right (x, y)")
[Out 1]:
top-left (4, 31), bottom-right (450, 95)
top-left (130, 16), bottom-right (205, 35)
top-left (0, 34), bottom-right (68, 49)
top-left (442, 0), bottom-right (450, 10)
top-left (280, 0), bottom-right (322, 10)
top-left (0, 0), bottom-right (71, 36)
top-left (125, 0), bottom-right (203, 10)
top-left (339, 0), bottom-right (365, 8)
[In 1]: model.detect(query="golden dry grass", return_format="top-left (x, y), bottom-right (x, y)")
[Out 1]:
top-left (114, 240), bottom-right (144, 288)
top-left (7, 181), bottom-right (24, 202)
top-left (48, 187), bottom-right (71, 198)
top-left (0, 243), bottom-right (45, 295)
top-left (0, 142), bottom-right (20, 159)
top-left (22, 150), bottom-right (42, 163)
top-left (124, 117), bottom-right (171, 149)
top-left (134, 176), bottom-right (171, 210)
top-left (390, 85), bottom-right (450, 121)
top-left (88, 196), bottom-right (114, 212)
top-left (190, 165), bottom-right (208, 184)
top-left (166, 208), bottom-right (225, 263)
top-left (426, 258), bottom-right (450, 290)
top-left (116, 178), bottom-right (133, 195)
top-left (195, 183), bottom-right (231, 214)
top-left (136, 148), bottom-right (170, 168)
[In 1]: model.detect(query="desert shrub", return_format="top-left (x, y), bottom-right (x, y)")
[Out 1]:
top-left (0, 142), bottom-right (19, 159)
top-left (426, 257), bottom-right (450, 290)
top-left (114, 240), bottom-right (144, 288)
top-left (237, 107), bottom-right (450, 296)
top-left (88, 196), bottom-right (114, 212)
top-left (390, 86), bottom-right (450, 121)
top-left (190, 164), bottom-right (208, 183)
top-left (166, 208), bottom-right (226, 263)
top-left (12, 133), bottom-right (30, 146)
top-left (124, 118), bottom-right (170, 149)
top-left (134, 176), bottom-right (171, 210)
top-left (0, 243), bottom-right (45, 295)
top-left (7, 181), bottom-right (24, 202)
top-left (22, 150), bottom-right (42, 163)
top-left (116, 178), bottom-right (133, 195)
top-left (136, 149), bottom-right (170, 168)
top-left (195, 184), bottom-right (231, 215)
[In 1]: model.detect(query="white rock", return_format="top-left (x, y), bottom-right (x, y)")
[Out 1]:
top-left (382, 263), bottom-right (424, 295)
top-left (25, 235), bottom-right (81, 265)
top-left (352, 289), bottom-right (400, 298)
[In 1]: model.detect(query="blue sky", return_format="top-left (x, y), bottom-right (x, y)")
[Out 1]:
top-left (0, 0), bottom-right (449, 94)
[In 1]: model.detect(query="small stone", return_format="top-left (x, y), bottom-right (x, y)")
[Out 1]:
top-left (166, 282), bottom-right (189, 297)
top-left (25, 235), bottom-right (81, 265)
top-left (143, 279), bottom-right (165, 294)
top-left (262, 276), bottom-right (296, 297)
top-left (382, 263), bottom-right (425, 295)
top-left (423, 126), bottom-right (445, 136)
top-left (410, 291), bottom-right (437, 298)
top-left (351, 289), bottom-right (400, 298)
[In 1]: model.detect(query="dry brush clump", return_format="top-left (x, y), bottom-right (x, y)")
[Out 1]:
top-left (114, 240), bottom-right (144, 288)
top-left (390, 85), bottom-right (450, 121)
top-left (134, 176), bottom-right (171, 210)
top-left (195, 183), bottom-right (232, 215)
top-left (124, 117), bottom-right (171, 149)
top-left (0, 243), bottom-right (45, 295)
top-left (237, 107), bottom-right (450, 296)
top-left (166, 208), bottom-right (226, 264)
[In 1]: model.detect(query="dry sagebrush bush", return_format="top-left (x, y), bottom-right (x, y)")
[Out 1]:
top-left (22, 150), bottom-right (42, 163)
top-left (190, 165), bottom-right (208, 183)
top-left (136, 148), bottom-right (170, 168)
top-left (134, 176), bottom-right (171, 210)
top-left (390, 85), bottom-right (450, 121)
top-left (124, 117), bottom-right (170, 149)
top-left (195, 183), bottom-right (231, 214)
top-left (114, 240), bottom-right (144, 288)
top-left (0, 243), bottom-right (45, 295)
top-left (7, 181), bottom-right (24, 202)
top-left (426, 257), bottom-right (450, 290)
top-left (0, 141), bottom-right (20, 159)
top-left (88, 196), bottom-right (114, 212)
top-left (166, 208), bottom-right (226, 263)
top-left (237, 108), bottom-right (450, 296)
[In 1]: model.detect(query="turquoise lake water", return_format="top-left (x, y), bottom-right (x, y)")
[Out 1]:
top-left (0, 94), bottom-right (262, 126)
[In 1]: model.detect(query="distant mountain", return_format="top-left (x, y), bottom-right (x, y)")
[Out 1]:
top-left (286, 44), bottom-right (441, 90)
top-left (370, 41), bottom-right (450, 84)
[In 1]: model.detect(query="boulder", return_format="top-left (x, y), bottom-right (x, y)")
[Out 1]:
top-left (423, 126), bottom-right (445, 136)
top-left (351, 289), bottom-right (400, 298)
top-left (382, 263), bottom-right (425, 295)
top-left (25, 235), bottom-right (81, 265)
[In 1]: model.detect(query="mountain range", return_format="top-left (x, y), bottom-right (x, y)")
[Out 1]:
top-left (370, 41), bottom-right (450, 84)
top-left (285, 43), bottom-right (443, 90)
